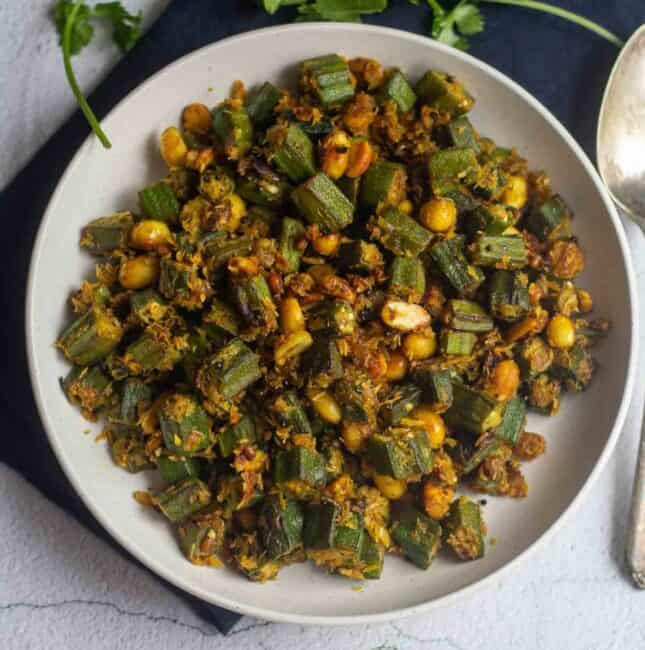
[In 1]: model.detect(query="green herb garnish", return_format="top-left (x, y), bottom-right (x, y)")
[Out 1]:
top-left (53, 1), bottom-right (143, 149)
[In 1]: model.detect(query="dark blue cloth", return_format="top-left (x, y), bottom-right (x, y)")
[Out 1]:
top-left (1, 0), bottom-right (642, 633)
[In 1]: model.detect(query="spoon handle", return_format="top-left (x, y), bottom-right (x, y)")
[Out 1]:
top-left (626, 409), bottom-right (645, 587)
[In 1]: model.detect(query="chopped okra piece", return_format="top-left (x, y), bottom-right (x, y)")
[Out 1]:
top-left (410, 366), bottom-right (453, 412)
top-left (334, 368), bottom-right (377, 423)
top-left (430, 237), bottom-right (484, 298)
top-left (494, 396), bottom-right (527, 445)
top-left (380, 382), bottom-right (423, 426)
top-left (464, 202), bottom-right (514, 236)
top-left (110, 427), bottom-right (154, 473)
top-left (337, 240), bottom-right (384, 274)
top-left (211, 104), bottom-right (253, 160)
top-left (389, 257), bottom-right (427, 302)
top-left (202, 298), bottom-right (241, 338)
top-left (159, 258), bottom-right (209, 310)
top-left (415, 70), bottom-right (474, 116)
top-left (336, 175), bottom-right (360, 208)
top-left (439, 329), bottom-right (477, 356)
top-left (378, 69), bottom-right (417, 113)
top-left (444, 383), bottom-right (504, 435)
top-left (63, 365), bottom-right (113, 413)
top-left (468, 234), bottom-right (528, 269)
top-left (359, 161), bottom-right (407, 211)
top-left (120, 322), bottom-right (187, 375)
top-left (301, 335), bottom-right (344, 387)
top-left (196, 339), bottom-right (263, 406)
top-left (230, 274), bottom-right (278, 334)
top-left (247, 81), bottom-right (282, 126)
top-left (153, 477), bottom-right (211, 523)
top-left (80, 211), bottom-right (134, 254)
top-left (371, 207), bottom-right (433, 258)
top-left (178, 509), bottom-right (226, 565)
top-left (272, 390), bottom-right (313, 436)
top-left (489, 270), bottom-right (530, 322)
top-left (218, 414), bottom-right (258, 458)
top-left (274, 447), bottom-right (327, 490)
top-left (523, 194), bottom-right (570, 241)
top-left (229, 533), bottom-right (281, 582)
top-left (202, 235), bottom-right (253, 272)
top-left (516, 336), bottom-right (554, 379)
top-left (278, 217), bottom-right (306, 273)
top-left (130, 289), bottom-right (168, 325)
top-left (217, 474), bottom-right (263, 514)
top-left (158, 455), bottom-right (203, 484)
top-left (452, 431), bottom-right (503, 474)
top-left (550, 344), bottom-right (594, 392)
top-left (57, 307), bottom-right (123, 366)
top-left (112, 378), bottom-right (153, 425)
top-left (159, 393), bottom-right (212, 456)
top-left (139, 182), bottom-right (180, 223)
top-left (444, 497), bottom-right (485, 560)
top-left (268, 122), bottom-right (316, 183)
top-left (182, 328), bottom-right (212, 383)
top-left (437, 115), bottom-right (480, 153)
top-left (391, 505), bottom-right (442, 569)
top-left (444, 299), bottom-right (494, 332)
top-left (236, 171), bottom-right (292, 207)
top-left (300, 54), bottom-right (355, 108)
top-left (365, 426), bottom-right (433, 479)
top-left (291, 172), bottom-right (354, 233)
top-left (360, 535), bottom-right (385, 579)
top-left (429, 147), bottom-right (479, 196)
top-left (259, 495), bottom-right (305, 560)
top-left (527, 373), bottom-right (561, 415)
top-left (307, 299), bottom-right (356, 337)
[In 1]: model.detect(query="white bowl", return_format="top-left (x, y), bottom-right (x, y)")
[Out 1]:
top-left (26, 23), bottom-right (638, 625)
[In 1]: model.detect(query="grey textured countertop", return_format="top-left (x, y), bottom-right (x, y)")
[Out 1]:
top-left (2, 2), bottom-right (645, 648)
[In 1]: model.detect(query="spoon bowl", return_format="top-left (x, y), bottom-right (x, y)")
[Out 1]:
top-left (598, 23), bottom-right (645, 228)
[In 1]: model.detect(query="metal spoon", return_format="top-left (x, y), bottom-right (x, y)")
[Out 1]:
top-left (597, 23), bottom-right (645, 587)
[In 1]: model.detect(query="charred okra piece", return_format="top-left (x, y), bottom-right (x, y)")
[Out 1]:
top-left (429, 147), bottom-right (479, 196)
top-left (259, 495), bottom-right (305, 560)
top-left (379, 382), bottom-right (423, 426)
top-left (196, 339), bottom-right (262, 405)
top-left (468, 234), bottom-right (528, 269)
top-left (523, 194), bottom-right (570, 241)
top-left (153, 477), bottom-right (211, 523)
top-left (130, 289), bottom-right (168, 325)
top-left (494, 396), bottom-right (526, 445)
top-left (337, 240), bottom-right (384, 274)
top-left (178, 509), bottom-right (226, 565)
top-left (410, 366), bottom-right (453, 412)
top-left (247, 81), bottom-right (282, 126)
top-left (159, 258), bottom-right (207, 309)
top-left (80, 211), bottom-right (134, 254)
top-left (464, 203), bottom-right (514, 236)
top-left (218, 414), bottom-right (258, 458)
top-left (300, 54), bottom-right (355, 108)
top-left (229, 533), bottom-right (281, 582)
top-left (230, 274), bottom-right (278, 333)
top-left (57, 307), bottom-right (123, 365)
top-left (211, 104), bottom-right (253, 160)
top-left (365, 426), bottom-right (433, 479)
top-left (452, 431), bottom-right (503, 474)
top-left (217, 474), bottom-right (263, 514)
top-left (274, 447), bottom-right (327, 490)
top-left (444, 497), bottom-right (485, 560)
top-left (550, 345), bottom-right (594, 392)
top-left (336, 175), bottom-right (360, 208)
top-left (378, 69), bottom-right (417, 113)
top-left (268, 122), bottom-right (316, 183)
top-left (415, 70), bottom-right (474, 116)
top-left (301, 335), bottom-right (344, 387)
top-left (389, 257), bottom-right (426, 302)
top-left (235, 171), bottom-right (292, 207)
top-left (430, 237), bottom-right (484, 298)
top-left (444, 299), bottom-right (494, 332)
top-left (445, 383), bottom-right (504, 434)
top-left (307, 299), bottom-right (356, 337)
top-left (371, 207), bottom-right (433, 258)
top-left (489, 270), bottom-right (530, 322)
top-left (439, 329), bottom-right (477, 355)
top-left (139, 182), bottom-right (180, 223)
top-left (63, 365), bottom-right (113, 413)
top-left (359, 161), bottom-right (407, 211)
top-left (157, 455), bottom-right (203, 484)
top-left (291, 172), bottom-right (354, 233)
top-left (109, 427), bottom-right (153, 473)
top-left (272, 390), bottom-right (313, 436)
top-left (278, 217), bottom-right (306, 273)
top-left (160, 393), bottom-right (212, 455)
top-left (390, 505), bottom-right (442, 569)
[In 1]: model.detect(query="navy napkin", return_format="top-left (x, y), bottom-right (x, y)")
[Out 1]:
top-left (1, 0), bottom-right (642, 634)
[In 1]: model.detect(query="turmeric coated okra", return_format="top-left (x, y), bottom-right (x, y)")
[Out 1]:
top-left (57, 54), bottom-right (609, 581)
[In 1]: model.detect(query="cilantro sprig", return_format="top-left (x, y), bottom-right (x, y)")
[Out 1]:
top-left (53, 1), bottom-right (142, 148)
top-left (259, 0), bottom-right (623, 50)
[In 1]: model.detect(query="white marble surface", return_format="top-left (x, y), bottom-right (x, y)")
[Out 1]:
top-left (2, 2), bottom-right (645, 648)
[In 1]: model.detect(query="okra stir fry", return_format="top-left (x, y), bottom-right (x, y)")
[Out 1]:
top-left (57, 55), bottom-right (609, 582)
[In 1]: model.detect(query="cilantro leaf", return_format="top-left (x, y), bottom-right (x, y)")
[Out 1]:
top-left (453, 2), bottom-right (484, 36)
top-left (426, 0), bottom-right (483, 50)
top-left (259, 0), bottom-right (308, 15)
top-left (93, 2), bottom-right (142, 53)
top-left (296, 0), bottom-right (388, 22)
top-left (53, 0), bottom-right (94, 55)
